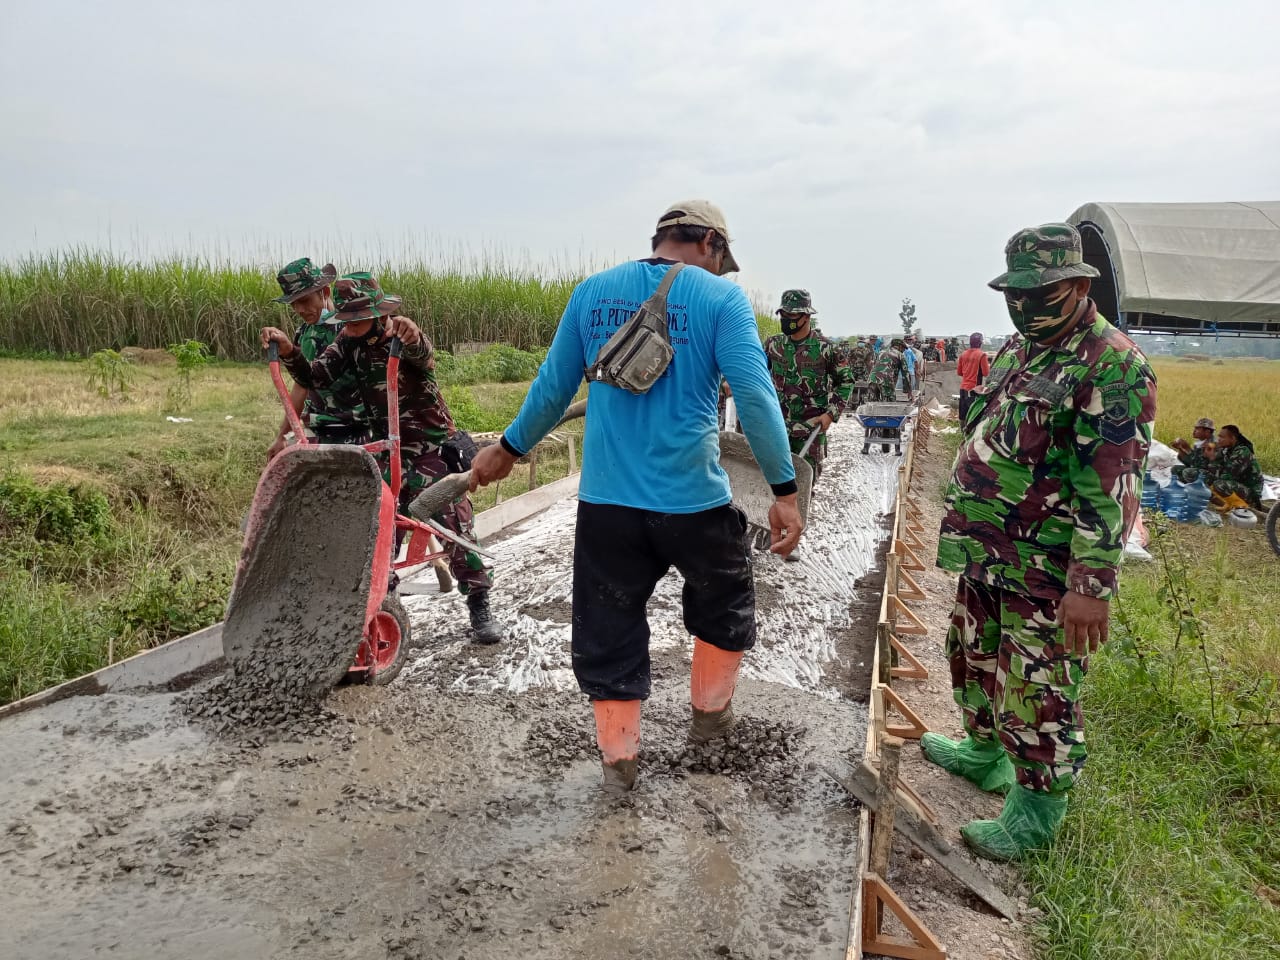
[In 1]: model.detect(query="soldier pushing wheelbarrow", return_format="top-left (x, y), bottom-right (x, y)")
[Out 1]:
top-left (259, 272), bottom-right (504, 647)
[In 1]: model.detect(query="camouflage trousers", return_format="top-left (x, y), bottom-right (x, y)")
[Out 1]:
top-left (788, 425), bottom-right (826, 483)
top-left (945, 577), bottom-right (1087, 793)
top-left (393, 443), bottom-right (493, 596)
top-left (867, 379), bottom-right (897, 403)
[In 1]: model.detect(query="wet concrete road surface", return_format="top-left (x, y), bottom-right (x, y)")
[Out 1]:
top-left (0, 426), bottom-right (898, 960)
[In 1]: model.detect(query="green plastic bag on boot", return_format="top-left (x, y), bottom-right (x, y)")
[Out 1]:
top-left (961, 786), bottom-right (1068, 862)
top-left (920, 733), bottom-right (1015, 794)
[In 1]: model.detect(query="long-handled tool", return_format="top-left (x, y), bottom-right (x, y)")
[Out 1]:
top-left (407, 398), bottom-right (588, 521)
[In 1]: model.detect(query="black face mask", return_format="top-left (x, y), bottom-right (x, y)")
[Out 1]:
top-left (780, 314), bottom-right (807, 336)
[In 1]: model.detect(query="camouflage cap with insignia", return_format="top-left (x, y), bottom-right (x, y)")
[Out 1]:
top-left (1195, 417), bottom-right (1215, 430)
top-left (325, 272), bottom-right (403, 325)
top-left (273, 257), bottom-right (337, 303)
top-left (988, 223), bottom-right (1101, 291)
top-left (776, 289), bottom-right (817, 316)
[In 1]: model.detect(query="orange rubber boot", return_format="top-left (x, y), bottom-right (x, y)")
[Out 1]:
top-left (592, 700), bottom-right (641, 795)
top-left (690, 638), bottom-right (743, 742)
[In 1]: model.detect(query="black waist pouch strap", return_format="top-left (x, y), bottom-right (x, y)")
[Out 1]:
top-left (586, 263), bottom-right (684, 395)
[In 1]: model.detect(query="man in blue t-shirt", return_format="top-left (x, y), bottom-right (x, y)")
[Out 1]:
top-left (469, 200), bottom-right (802, 795)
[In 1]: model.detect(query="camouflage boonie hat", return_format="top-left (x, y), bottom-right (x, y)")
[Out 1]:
top-left (777, 289), bottom-right (817, 316)
top-left (274, 257), bottom-right (337, 303)
top-left (988, 223), bottom-right (1101, 291)
top-left (326, 272), bottom-right (403, 324)
top-left (1195, 417), bottom-right (1215, 430)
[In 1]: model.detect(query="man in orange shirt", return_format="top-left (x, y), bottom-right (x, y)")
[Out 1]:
top-left (956, 332), bottom-right (990, 424)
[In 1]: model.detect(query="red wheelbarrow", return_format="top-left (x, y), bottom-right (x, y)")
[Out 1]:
top-left (222, 338), bottom-right (462, 693)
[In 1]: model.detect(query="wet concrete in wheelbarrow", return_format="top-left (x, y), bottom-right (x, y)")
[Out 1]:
top-left (0, 427), bottom-right (894, 960)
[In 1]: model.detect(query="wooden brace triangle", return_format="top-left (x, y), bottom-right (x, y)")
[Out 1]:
top-left (862, 872), bottom-right (948, 959)
top-left (882, 685), bottom-right (930, 740)
top-left (890, 634), bottom-right (929, 681)
top-left (891, 595), bottom-right (928, 636)
top-left (894, 538), bottom-right (926, 572)
top-left (896, 566), bottom-right (926, 601)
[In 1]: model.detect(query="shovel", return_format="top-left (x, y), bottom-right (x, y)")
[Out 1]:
top-left (407, 398), bottom-right (588, 521)
top-left (718, 423), bottom-right (820, 537)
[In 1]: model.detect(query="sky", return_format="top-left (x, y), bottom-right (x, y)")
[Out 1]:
top-left (2, 1), bottom-right (1278, 336)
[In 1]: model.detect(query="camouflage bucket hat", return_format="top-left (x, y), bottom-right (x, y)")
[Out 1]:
top-left (776, 288), bottom-right (817, 315)
top-left (326, 272), bottom-right (403, 324)
top-left (988, 223), bottom-right (1101, 291)
top-left (273, 257), bottom-right (337, 303)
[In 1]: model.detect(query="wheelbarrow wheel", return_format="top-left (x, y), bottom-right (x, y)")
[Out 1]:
top-left (366, 595), bottom-right (410, 686)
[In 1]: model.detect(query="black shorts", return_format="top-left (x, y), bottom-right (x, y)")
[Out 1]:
top-left (571, 500), bottom-right (755, 701)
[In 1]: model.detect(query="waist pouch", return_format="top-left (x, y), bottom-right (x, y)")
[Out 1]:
top-left (586, 263), bottom-right (684, 395)
top-left (441, 430), bottom-right (479, 473)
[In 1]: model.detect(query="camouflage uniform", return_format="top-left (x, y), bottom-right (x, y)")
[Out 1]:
top-left (937, 226), bottom-right (1156, 795)
top-left (868, 344), bottom-right (906, 402)
top-left (284, 319), bottom-right (493, 596)
top-left (293, 321), bottom-right (370, 443)
top-left (848, 340), bottom-right (875, 382)
top-left (1174, 445), bottom-right (1218, 485)
top-left (765, 289), bottom-right (854, 482)
top-left (1212, 442), bottom-right (1263, 506)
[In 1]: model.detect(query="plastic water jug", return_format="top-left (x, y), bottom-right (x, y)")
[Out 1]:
top-left (1158, 479), bottom-right (1187, 519)
top-left (1141, 472), bottom-right (1160, 510)
top-left (1180, 476), bottom-right (1212, 521)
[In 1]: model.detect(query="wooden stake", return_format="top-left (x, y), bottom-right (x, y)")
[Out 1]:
top-left (868, 733), bottom-right (904, 876)
top-left (876, 622), bottom-right (893, 687)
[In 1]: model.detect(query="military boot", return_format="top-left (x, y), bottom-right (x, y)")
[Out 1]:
top-left (961, 786), bottom-right (1068, 862)
top-left (466, 590), bottom-right (502, 645)
top-left (920, 733), bottom-right (1016, 794)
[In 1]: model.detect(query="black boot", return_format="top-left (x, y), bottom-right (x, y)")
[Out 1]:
top-left (466, 590), bottom-right (502, 645)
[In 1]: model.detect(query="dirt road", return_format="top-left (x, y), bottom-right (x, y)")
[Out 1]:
top-left (1, 425), bottom-right (900, 960)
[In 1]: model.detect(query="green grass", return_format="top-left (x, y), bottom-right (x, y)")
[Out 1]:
top-left (1026, 520), bottom-right (1280, 959)
top-left (0, 355), bottom-right (579, 705)
top-left (0, 249), bottom-right (579, 360)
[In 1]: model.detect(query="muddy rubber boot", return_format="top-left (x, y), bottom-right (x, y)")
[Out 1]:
top-left (466, 590), bottom-right (502, 645)
top-left (593, 700), bottom-right (641, 796)
top-left (920, 733), bottom-right (1016, 794)
top-left (961, 785), bottom-right (1068, 862)
top-left (689, 638), bottom-right (743, 743)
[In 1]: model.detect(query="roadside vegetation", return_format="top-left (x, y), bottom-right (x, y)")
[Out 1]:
top-left (1025, 354), bottom-right (1280, 958)
top-left (0, 251), bottom-right (580, 360)
top-left (0, 347), bottom-right (579, 705)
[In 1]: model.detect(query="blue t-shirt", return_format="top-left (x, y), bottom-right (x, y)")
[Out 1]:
top-left (504, 260), bottom-right (795, 514)
top-left (903, 348), bottom-right (916, 373)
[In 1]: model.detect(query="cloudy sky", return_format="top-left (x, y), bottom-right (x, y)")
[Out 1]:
top-left (3, 1), bottom-right (1277, 335)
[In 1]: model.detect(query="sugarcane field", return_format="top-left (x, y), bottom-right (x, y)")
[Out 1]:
top-left (3, 5), bottom-right (1280, 960)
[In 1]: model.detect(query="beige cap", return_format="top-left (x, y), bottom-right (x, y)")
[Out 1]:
top-left (656, 199), bottom-right (740, 275)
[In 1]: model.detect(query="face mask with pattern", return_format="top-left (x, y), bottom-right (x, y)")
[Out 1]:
top-left (1004, 283), bottom-right (1084, 343)
top-left (780, 314), bottom-right (807, 336)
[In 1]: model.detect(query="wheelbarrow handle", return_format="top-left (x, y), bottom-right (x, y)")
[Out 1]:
top-left (267, 341), bottom-right (279, 363)
top-left (797, 423), bottom-right (824, 460)
top-left (406, 471), bottom-right (472, 522)
top-left (552, 398), bottom-right (588, 429)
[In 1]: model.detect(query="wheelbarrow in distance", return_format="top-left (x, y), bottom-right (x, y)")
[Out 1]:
top-left (855, 401), bottom-right (914, 456)
top-left (222, 338), bottom-right (472, 694)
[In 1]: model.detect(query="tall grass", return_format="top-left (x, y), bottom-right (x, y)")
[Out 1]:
top-left (0, 249), bottom-right (581, 360)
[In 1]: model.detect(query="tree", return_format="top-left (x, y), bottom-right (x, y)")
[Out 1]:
top-left (899, 298), bottom-right (917, 337)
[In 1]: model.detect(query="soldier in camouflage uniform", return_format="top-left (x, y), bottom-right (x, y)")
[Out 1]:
top-left (1211, 425), bottom-right (1263, 507)
top-left (926, 223), bottom-right (1156, 862)
top-left (263, 273), bottom-right (502, 644)
top-left (764, 289), bottom-right (855, 485)
top-left (847, 337), bottom-right (875, 383)
top-left (867, 337), bottom-right (908, 402)
top-left (266, 258), bottom-right (368, 459)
